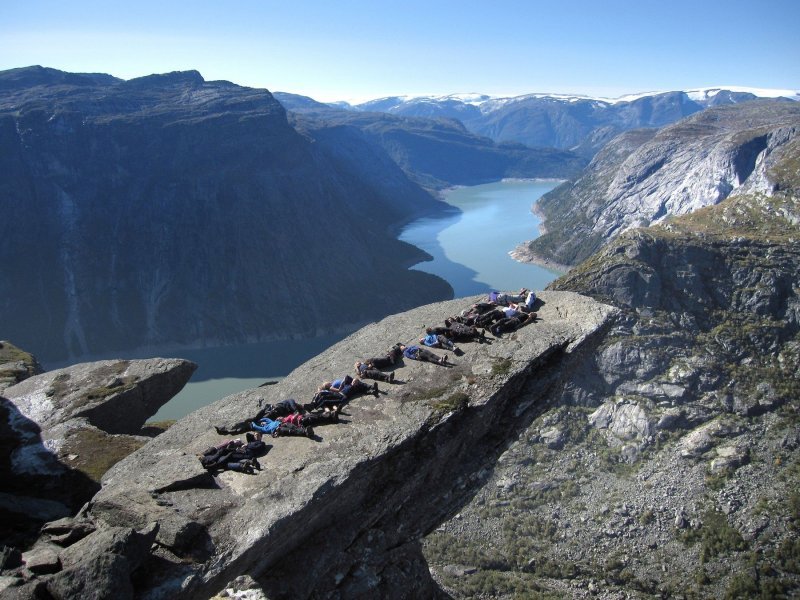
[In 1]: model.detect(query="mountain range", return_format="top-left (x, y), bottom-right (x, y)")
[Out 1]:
top-left (0, 67), bottom-right (457, 363)
top-left (518, 99), bottom-right (800, 267)
top-left (1, 67), bottom-right (799, 599)
top-left (278, 86), bottom-right (799, 158)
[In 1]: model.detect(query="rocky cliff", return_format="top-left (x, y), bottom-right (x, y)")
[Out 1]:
top-left (0, 66), bottom-right (452, 364)
top-left (518, 100), bottom-right (800, 268)
top-left (0, 292), bottom-right (617, 598)
top-left (422, 183), bottom-right (800, 596)
top-left (1, 356), bottom-right (195, 555)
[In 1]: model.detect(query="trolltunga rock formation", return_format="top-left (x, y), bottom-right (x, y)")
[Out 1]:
top-left (14, 291), bottom-right (616, 599)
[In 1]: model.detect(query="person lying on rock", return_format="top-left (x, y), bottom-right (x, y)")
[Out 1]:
top-left (199, 438), bottom-right (267, 473)
top-left (402, 344), bottom-right (449, 365)
top-left (361, 343), bottom-right (406, 370)
top-left (306, 375), bottom-right (379, 411)
top-left (427, 321), bottom-right (486, 344)
top-left (354, 361), bottom-right (395, 383)
top-left (251, 414), bottom-right (317, 439)
top-left (420, 332), bottom-right (460, 355)
top-left (474, 303), bottom-right (521, 328)
top-left (489, 288), bottom-right (529, 306)
top-left (215, 398), bottom-right (309, 435)
top-left (490, 311), bottom-right (537, 336)
top-left (328, 375), bottom-right (380, 399)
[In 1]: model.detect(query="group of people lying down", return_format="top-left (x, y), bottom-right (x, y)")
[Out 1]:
top-left (202, 289), bottom-right (539, 473)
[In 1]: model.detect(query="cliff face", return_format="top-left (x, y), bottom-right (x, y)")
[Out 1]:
top-left (422, 191), bottom-right (800, 597)
top-left (0, 67), bottom-right (452, 363)
top-left (520, 100), bottom-right (800, 267)
top-left (1, 292), bottom-right (617, 598)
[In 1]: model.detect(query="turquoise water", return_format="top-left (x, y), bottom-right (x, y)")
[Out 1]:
top-left (400, 179), bottom-right (561, 297)
top-left (127, 179), bottom-right (561, 421)
top-left (146, 333), bottom-right (346, 421)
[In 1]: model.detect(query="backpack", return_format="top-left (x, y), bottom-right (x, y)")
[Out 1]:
top-left (422, 334), bottom-right (439, 347)
top-left (403, 345), bottom-right (421, 359)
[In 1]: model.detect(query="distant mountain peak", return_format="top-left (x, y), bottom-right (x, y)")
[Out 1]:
top-left (125, 70), bottom-right (205, 87)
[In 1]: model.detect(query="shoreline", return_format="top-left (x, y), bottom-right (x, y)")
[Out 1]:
top-left (509, 243), bottom-right (573, 275)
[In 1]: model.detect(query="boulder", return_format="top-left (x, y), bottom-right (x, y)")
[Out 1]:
top-left (4, 358), bottom-right (196, 435)
top-left (589, 399), bottom-right (652, 444)
top-left (1, 358), bottom-right (195, 553)
top-left (709, 444), bottom-right (750, 474)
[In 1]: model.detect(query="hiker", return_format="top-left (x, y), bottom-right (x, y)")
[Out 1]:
top-left (306, 375), bottom-right (379, 411)
top-left (362, 343), bottom-right (406, 369)
top-left (420, 331), bottom-right (458, 353)
top-left (523, 290), bottom-right (537, 311)
top-left (475, 303), bottom-right (520, 328)
top-left (328, 375), bottom-right (379, 399)
top-left (428, 321), bottom-right (486, 343)
top-left (403, 344), bottom-right (448, 365)
top-left (214, 398), bottom-right (311, 435)
top-left (251, 415), bottom-right (316, 439)
top-left (489, 288), bottom-right (529, 306)
top-left (306, 388), bottom-right (345, 411)
top-left (199, 438), bottom-right (267, 473)
top-left (355, 361), bottom-right (395, 383)
top-left (490, 311), bottom-right (537, 336)
top-left (456, 302), bottom-right (499, 326)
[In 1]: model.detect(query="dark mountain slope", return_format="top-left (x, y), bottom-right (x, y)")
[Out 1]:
top-left (0, 67), bottom-right (452, 363)
top-left (275, 93), bottom-right (586, 189)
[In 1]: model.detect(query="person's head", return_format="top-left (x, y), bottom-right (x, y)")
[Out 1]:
top-left (354, 361), bottom-right (362, 370)
top-left (444, 318), bottom-right (452, 327)
top-left (425, 327), bottom-right (433, 334)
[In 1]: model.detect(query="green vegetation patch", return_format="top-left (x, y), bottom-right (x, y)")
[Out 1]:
top-left (677, 509), bottom-right (748, 563)
top-left (431, 391), bottom-right (469, 415)
top-left (84, 376), bottom-right (139, 401)
top-left (408, 385), bottom-right (448, 403)
top-left (491, 357), bottom-right (513, 377)
top-left (0, 340), bottom-right (36, 365)
top-left (64, 427), bottom-right (148, 482)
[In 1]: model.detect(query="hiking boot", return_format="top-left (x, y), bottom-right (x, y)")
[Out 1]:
top-left (440, 355), bottom-right (448, 365)
top-left (305, 427), bottom-right (315, 438)
top-left (372, 382), bottom-right (379, 397)
top-left (388, 371), bottom-right (395, 383)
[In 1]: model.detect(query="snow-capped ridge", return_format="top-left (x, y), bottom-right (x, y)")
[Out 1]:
top-left (353, 86), bottom-right (800, 113)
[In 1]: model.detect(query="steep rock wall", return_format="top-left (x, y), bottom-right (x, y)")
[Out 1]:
top-left (520, 100), bottom-right (800, 267)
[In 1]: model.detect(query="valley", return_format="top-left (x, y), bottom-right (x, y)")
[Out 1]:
top-left (1, 66), bottom-right (799, 600)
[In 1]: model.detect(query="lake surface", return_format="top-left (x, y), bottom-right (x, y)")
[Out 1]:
top-left (81, 179), bottom-right (560, 422)
top-left (146, 333), bottom-right (347, 421)
top-left (399, 179), bottom-right (562, 297)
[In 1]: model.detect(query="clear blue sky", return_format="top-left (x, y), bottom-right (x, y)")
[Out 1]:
top-left (2, 0), bottom-right (798, 102)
